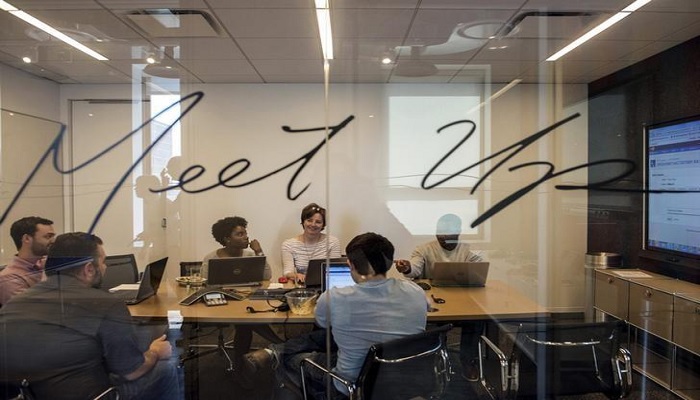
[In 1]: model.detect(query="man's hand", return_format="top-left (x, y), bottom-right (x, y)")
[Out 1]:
top-left (149, 334), bottom-right (172, 360)
top-left (124, 334), bottom-right (172, 381)
top-left (394, 259), bottom-right (411, 274)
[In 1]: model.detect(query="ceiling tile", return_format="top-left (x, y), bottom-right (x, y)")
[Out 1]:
top-left (216, 9), bottom-right (317, 38)
top-left (332, 9), bottom-right (415, 38)
top-left (252, 59), bottom-right (325, 75)
top-left (178, 59), bottom-right (257, 76)
top-left (236, 38), bottom-right (321, 60)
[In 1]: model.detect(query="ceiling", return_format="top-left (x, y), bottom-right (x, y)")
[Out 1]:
top-left (0, 0), bottom-right (699, 85)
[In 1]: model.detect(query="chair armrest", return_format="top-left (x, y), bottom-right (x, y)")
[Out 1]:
top-left (479, 334), bottom-right (511, 392)
top-left (94, 386), bottom-right (119, 400)
top-left (616, 347), bottom-right (633, 398)
top-left (300, 358), bottom-right (355, 399)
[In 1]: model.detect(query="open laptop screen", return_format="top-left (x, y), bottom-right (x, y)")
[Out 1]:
top-left (322, 263), bottom-right (355, 291)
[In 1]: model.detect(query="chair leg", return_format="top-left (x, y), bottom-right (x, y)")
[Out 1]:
top-left (179, 327), bottom-right (236, 372)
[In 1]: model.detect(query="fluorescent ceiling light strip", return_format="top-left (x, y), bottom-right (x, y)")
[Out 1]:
top-left (546, 0), bottom-right (652, 62)
top-left (623, 0), bottom-right (652, 12)
top-left (0, 0), bottom-right (18, 11)
top-left (467, 79), bottom-right (522, 115)
top-left (1, 2), bottom-right (108, 60)
top-left (546, 12), bottom-right (628, 61)
top-left (315, 2), bottom-right (333, 60)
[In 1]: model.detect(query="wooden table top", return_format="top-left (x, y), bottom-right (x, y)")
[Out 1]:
top-left (128, 279), bottom-right (549, 324)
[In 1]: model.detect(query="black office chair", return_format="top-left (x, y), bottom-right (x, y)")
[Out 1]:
top-left (4, 379), bottom-right (119, 400)
top-left (478, 320), bottom-right (632, 399)
top-left (300, 324), bottom-right (453, 400)
top-left (100, 254), bottom-right (138, 290)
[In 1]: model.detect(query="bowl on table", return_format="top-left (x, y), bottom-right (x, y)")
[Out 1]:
top-left (284, 289), bottom-right (319, 315)
top-left (175, 276), bottom-right (207, 287)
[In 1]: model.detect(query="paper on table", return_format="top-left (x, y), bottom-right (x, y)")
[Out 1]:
top-left (109, 283), bottom-right (140, 292)
top-left (611, 270), bottom-right (653, 278)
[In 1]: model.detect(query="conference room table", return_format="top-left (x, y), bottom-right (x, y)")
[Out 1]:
top-left (128, 278), bottom-right (549, 324)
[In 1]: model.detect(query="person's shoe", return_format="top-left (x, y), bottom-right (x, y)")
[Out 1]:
top-left (462, 362), bottom-right (479, 382)
top-left (242, 349), bottom-right (273, 376)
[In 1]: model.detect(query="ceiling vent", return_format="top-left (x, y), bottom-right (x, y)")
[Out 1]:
top-left (124, 9), bottom-right (222, 38)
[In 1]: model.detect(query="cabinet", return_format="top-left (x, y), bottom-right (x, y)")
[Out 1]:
top-left (594, 269), bottom-right (700, 400)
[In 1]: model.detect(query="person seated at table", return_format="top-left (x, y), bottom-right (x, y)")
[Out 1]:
top-left (281, 203), bottom-right (341, 284)
top-left (0, 232), bottom-right (181, 400)
top-left (244, 232), bottom-right (428, 399)
top-left (202, 216), bottom-right (271, 280)
top-left (201, 216), bottom-right (281, 378)
top-left (0, 216), bottom-right (56, 306)
top-left (395, 213), bottom-right (484, 382)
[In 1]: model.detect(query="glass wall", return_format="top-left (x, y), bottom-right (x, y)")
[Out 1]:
top-left (1, 1), bottom-right (700, 399)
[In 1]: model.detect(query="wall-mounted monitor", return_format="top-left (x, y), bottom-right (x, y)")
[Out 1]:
top-left (644, 115), bottom-right (700, 268)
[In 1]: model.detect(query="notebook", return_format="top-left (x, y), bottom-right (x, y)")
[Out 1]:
top-left (207, 256), bottom-right (266, 286)
top-left (112, 257), bottom-right (168, 305)
top-left (431, 261), bottom-right (489, 287)
top-left (305, 257), bottom-right (348, 288)
top-left (321, 262), bottom-right (355, 291)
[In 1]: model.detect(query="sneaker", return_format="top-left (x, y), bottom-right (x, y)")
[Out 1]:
top-left (243, 349), bottom-right (273, 376)
top-left (462, 362), bottom-right (479, 382)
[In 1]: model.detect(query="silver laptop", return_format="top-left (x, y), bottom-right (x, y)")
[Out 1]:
top-left (208, 256), bottom-right (266, 286)
top-left (431, 261), bottom-right (489, 287)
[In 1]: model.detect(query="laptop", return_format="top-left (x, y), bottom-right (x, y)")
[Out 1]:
top-left (112, 257), bottom-right (168, 305)
top-left (207, 256), bottom-right (266, 286)
top-left (431, 261), bottom-right (490, 287)
top-left (321, 262), bottom-right (355, 291)
top-left (305, 257), bottom-right (348, 288)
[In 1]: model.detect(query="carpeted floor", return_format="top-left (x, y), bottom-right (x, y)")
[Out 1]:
top-left (180, 324), bottom-right (680, 400)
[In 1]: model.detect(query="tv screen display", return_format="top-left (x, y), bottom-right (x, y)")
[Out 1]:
top-left (645, 115), bottom-right (700, 260)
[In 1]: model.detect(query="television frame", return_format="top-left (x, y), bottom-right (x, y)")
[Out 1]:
top-left (641, 114), bottom-right (700, 281)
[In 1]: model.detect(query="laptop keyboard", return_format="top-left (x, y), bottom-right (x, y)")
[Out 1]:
top-left (249, 288), bottom-right (293, 300)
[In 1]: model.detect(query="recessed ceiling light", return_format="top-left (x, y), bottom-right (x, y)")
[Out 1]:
top-left (146, 56), bottom-right (156, 64)
top-left (22, 56), bottom-right (31, 63)
top-left (381, 57), bottom-right (392, 64)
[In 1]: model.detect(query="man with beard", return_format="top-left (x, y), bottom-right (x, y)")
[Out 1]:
top-left (0, 216), bottom-right (56, 306)
top-left (394, 213), bottom-right (485, 382)
top-left (0, 232), bottom-right (180, 400)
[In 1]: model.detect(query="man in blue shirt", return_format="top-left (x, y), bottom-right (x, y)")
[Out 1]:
top-left (243, 232), bottom-right (428, 398)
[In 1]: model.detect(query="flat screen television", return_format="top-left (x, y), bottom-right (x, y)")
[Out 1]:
top-left (644, 115), bottom-right (700, 266)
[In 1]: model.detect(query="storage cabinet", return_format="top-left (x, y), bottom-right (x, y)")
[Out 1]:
top-left (594, 269), bottom-right (700, 400)
top-left (594, 272), bottom-right (629, 320)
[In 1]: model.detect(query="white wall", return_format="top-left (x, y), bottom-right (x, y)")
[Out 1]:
top-left (56, 81), bottom-right (588, 312)
top-left (0, 65), bottom-right (63, 261)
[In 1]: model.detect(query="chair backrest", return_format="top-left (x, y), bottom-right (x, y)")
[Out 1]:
top-left (356, 324), bottom-right (452, 400)
top-left (100, 254), bottom-right (138, 290)
top-left (512, 320), bottom-right (625, 398)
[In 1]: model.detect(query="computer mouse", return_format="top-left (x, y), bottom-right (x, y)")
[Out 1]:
top-left (416, 282), bottom-right (431, 290)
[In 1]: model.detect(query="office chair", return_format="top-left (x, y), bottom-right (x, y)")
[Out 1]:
top-left (300, 324), bottom-right (453, 400)
top-left (176, 261), bottom-right (238, 371)
top-left (478, 320), bottom-right (632, 399)
top-left (100, 254), bottom-right (138, 290)
top-left (5, 378), bottom-right (119, 400)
